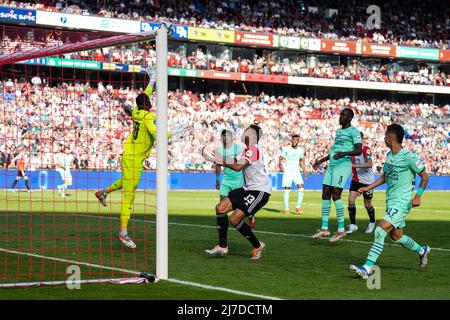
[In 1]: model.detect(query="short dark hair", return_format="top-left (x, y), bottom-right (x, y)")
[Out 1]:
top-left (360, 131), bottom-right (364, 139)
top-left (292, 134), bottom-right (300, 139)
top-left (342, 108), bottom-right (354, 119)
top-left (248, 124), bottom-right (263, 142)
top-left (136, 93), bottom-right (151, 110)
top-left (386, 123), bottom-right (404, 144)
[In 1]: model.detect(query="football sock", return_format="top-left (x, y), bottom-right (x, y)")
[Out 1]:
top-left (367, 206), bottom-right (375, 223)
top-left (11, 179), bottom-right (18, 189)
top-left (120, 228), bottom-right (127, 236)
top-left (105, 178), bottom-right (123, 195)
top-left (233, 220), bottom-right (260, 248)
top-left (335, 199), bottom-right (345, 232)
top-left (216, 214), bottom-right (229, 248)
top-left (283, 190), bottom-right (290, 210)
top-left (321, 199), bottom-right (331, 230)
top-left (24, 179), bottom-right (30, 191)
top-left (393, 235), bottom-right (424, 254)
top-left (296, 188), bottom-right (304, 208)
top-left (348, 204), bottom-right (356, 225)
top-left (364, 226), bottom-right (387, 268)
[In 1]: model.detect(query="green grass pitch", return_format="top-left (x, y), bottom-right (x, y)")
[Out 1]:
top-left (0, 189), bottom-right (449, 300)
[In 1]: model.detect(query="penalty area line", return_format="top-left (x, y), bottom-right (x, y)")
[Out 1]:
top-left (0, 247), bottom-right (283, 300)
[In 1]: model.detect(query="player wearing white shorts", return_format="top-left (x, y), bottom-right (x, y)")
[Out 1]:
top-left (279, 134), bottom-right (308, 215)
top-left (56, 148), bottom-right (74, 198)
top-left (347, 132), bottom-right (376, 234)
top-left (204, 125), bottom-right (271, 260)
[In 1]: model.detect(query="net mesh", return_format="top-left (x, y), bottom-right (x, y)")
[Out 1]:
top-left (0, 25), bottom-right (158, 287)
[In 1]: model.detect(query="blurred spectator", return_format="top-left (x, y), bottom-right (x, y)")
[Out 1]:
top-left (1, 79), bottom-right (448, 175)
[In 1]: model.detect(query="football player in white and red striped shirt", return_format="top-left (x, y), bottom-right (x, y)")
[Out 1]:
top-left (347, 132), bottom-right (376, 234)
top-left (203, 125), bottom-right (271, 260)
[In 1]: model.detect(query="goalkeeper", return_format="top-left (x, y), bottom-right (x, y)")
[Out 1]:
top-left (95, 68), bottom-right (158, 249)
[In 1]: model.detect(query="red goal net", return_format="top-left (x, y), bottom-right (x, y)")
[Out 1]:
top-left (0, 24), bottom-right (160, 287)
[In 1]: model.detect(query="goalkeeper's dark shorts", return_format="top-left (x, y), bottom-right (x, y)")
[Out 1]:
top-left (228, 188), bottom-right (270, 218)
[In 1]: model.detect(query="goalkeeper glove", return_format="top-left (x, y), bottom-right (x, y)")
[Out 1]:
top-left (146, 66), bottom-right (157, 88)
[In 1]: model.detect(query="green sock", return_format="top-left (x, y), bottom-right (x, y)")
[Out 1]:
top-left (334, 199), bottom-right (345, 231)
top-left (321, 199), bottom-right (331, 230)
top-left (394, 235), bottom-right (423, 254)
top-left (364, 226), bottom-right (387, 268)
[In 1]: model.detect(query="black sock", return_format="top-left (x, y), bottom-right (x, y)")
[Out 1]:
top-left (11, 179), bottom-right (18, 189)
top-left (24, 179), bottom-right (30, 191)
top-left (233, 220), bottom-right (260, 248)
top-left (216, 214), bottom-right (229, 248)
top-left (348, 205), bottom-right (356, 225)
top-left (367, 207), bottom-right (375, 223)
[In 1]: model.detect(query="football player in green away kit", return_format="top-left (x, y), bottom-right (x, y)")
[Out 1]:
top-left (215, 130), bottom-right (255, 228)
top-left (312, 108), bottom-right (362, 242)
top-left (350, 123), bottom-right (430, 279)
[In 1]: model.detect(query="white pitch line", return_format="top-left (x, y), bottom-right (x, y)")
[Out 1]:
top-left (73, 214), bottom-right (450, 253)
top-left (0, 247), bottom-right (283, 300)
top-left (167, 279), bottom-right (283, 300)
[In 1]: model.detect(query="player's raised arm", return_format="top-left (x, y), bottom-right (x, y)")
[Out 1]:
top-left (144, 66), bottom-right (157, 98)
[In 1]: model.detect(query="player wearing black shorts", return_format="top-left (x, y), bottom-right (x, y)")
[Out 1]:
top-left (347, 132), bottom-right (375, 234)
top-left (203, 125), bottom-right (272, 260)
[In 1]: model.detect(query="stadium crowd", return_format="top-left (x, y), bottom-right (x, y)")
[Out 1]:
top-left (1, 35), bottom-right (449, 87)
top-left (0, 0), bottom-right (448, 49)
top-left (1, 79), bottom-right (449, 175)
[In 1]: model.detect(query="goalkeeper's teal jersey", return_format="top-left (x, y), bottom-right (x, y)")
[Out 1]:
top-left (217, 144), bottom-right (244, 184)
top-left (383, 148), bottom-right (425, 209)
top-left (329, 125), bottom-right (361, 167)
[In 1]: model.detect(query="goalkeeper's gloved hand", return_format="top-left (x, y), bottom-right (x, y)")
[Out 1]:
top-left (146, 66), bottom-right (157, 88)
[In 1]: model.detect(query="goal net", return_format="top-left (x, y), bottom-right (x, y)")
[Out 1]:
top-left (0, 24), bottom-right (169, 287)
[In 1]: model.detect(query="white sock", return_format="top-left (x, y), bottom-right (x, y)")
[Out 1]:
top-left (283, 190), bottom-right (290, 210)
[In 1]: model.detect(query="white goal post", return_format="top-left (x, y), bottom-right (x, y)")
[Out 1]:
top-left (155, 24), bottom-right (169, 280)
top-left (0, 24), bottom-right (170, 285)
